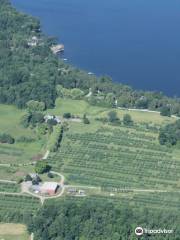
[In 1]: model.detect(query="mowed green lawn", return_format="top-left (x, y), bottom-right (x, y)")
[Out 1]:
top-left (0, 104), bottom-right (33, 137)
top-left (0, 104), bottom-right (46, 166)
top-left (115, 109), bottom-right (174, 124)
top-left (47, 98), bottom-right (108, 117)
top-left (0, 223), bottom-right (29, 240)
top-left (47, 98), bottom-right (174, 125)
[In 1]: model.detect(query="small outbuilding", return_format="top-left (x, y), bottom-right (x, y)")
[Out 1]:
top-left (67, 188), bottom-right (77, 194)
top-left (78, 190), bottom-right (85, 195)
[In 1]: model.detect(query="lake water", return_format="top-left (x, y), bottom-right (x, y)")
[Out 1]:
top-left (12, 0), bottom-right (180, 96)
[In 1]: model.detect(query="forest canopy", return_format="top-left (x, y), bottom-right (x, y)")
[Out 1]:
top-left (27, 199), bottom-right (180, 240)
top-left (159, 120), bottom-right (180, 146)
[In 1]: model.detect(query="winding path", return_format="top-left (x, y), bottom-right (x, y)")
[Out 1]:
top-left (42, 150), bottom-right (50, 160)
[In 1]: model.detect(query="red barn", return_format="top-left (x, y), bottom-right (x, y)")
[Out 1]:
top-left (40, 182), bottom-right (58, 195)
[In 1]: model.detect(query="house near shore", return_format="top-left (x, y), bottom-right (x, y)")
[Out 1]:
top-left (27, 36), bottom-right (39, 47)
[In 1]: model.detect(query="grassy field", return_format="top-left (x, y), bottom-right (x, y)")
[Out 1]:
top-left (107, 108), bottom-right (174, 124)
top-left (0, 104), bottom-right (46, 168)
top-left (0, 223), bottom-right (29, 240)
top-left (47, 98), bottom-right (174, 124)
top-left (47, 98), bottom-right (108, 117)
top-left (0, 165), bottom-right (35, 181)
top-left (0, 104), bottom-right (33, 137)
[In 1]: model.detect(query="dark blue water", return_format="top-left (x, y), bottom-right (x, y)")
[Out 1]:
top-left (12, 0), bottom-right (180, 96)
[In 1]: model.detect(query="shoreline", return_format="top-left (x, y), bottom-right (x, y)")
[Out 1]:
top-left (11, 0), bottom-right (180, 98)
top-left (2, 0), bottom-right (179, 118)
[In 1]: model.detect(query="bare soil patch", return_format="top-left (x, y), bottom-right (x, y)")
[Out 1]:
top-left (0, 223), bottom-right (26, 235)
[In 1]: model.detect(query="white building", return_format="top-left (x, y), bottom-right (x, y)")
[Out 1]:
top-left (44, 115), bottom-right (61, 124)
top-left (27, 36), bottom-right (39, 47)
